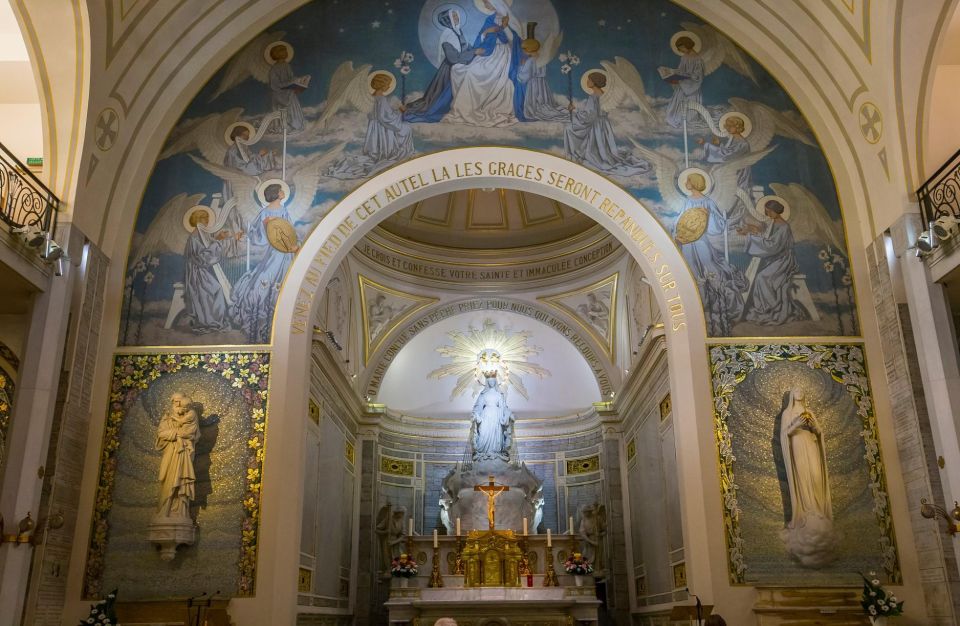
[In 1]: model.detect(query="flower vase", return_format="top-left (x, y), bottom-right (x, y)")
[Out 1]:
top-left (868, 617), bottom-right (886, 626)
top-left (574, 575), bottom-right (584, 587)
top-left (400, 577), bottom-right (409, 588)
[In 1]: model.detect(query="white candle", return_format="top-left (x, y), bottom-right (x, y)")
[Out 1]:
top-left (547, 528), bottom-right (552, 547)
top-left (523, 517), bottom-right (528, 535)
top-left (409, 517), bottom-right (414, 536)
top-left (456, 517), bottom-right (461, 536)
top-left (569, 516), bottom-right (575, 534)
top-left (433, 528), bottom-right (438, 548)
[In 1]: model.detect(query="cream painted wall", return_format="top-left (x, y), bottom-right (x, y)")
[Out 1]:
top-left (927, 65), bottom-right (960, 177)
top-left (0, 103), bottom-right (42, 162)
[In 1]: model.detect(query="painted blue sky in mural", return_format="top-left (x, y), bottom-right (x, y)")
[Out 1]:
top-left (122, 0), bottom-right (857, 346)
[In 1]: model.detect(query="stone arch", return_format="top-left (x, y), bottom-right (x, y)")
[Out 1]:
top-left (246, 147), bottom-right (720, 625)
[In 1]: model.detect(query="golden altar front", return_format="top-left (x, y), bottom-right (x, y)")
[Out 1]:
top-left (461, 529), bottom-right (524, 587)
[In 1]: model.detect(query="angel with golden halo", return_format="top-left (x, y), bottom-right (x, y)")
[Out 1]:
top-left (660, 24), bottom-right (757, 130)
top-left (564, 59), bottom-right (655, 178)
top-left (321, 64), bottom-right (416, 179)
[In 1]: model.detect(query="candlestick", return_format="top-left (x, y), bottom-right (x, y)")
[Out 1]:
top-left (569, 516), bottom-right (574, 534)
top-left (456, 517), bottom-right (461, 536)
top-left (543, 544), bottom-right (560, 587)
top-left (409, 517), bottom-right (414, 536)
top-left (547, 528), bottom-right (552, 547)
top-left (523, 517), bottom-right (528, 535)
top-left (428, 546), bottom-right (444, 588)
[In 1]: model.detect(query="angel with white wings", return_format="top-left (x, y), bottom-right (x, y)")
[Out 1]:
top-left (564, 60), bottom-right (655, 178)
top-left (737, 183), bottom-right (842, 327)
top-left (160, 108), bottom-right (281, 200)
top-left (633, 141), bottom-right (772, 334)
top-left (516, 25), bottom-right (567, 121)
top-left (130, 193), bottom-right (241, 333)
top-left (322, 64), bottom-right (415, 180)
top-left (660, 24), bottom-right (757, 129)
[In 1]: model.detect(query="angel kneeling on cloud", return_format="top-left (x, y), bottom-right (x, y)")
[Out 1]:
top-left (564, 61), bottom-right (654, 178)
top-left (323, 65), bottom-right (415, 180)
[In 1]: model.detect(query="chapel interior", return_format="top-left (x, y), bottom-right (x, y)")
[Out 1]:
top-left (1, 1), bottom-right (960, 626)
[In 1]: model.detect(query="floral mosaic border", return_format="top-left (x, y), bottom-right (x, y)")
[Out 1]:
top-left (83, 352), bottom-right (270, 598)
top-left (709, 344), bottom-right (900, 584)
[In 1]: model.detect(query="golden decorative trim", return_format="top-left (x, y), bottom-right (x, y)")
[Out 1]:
top-left (539, 273), bottom-right (618, 360)
top-left (380, 455), bottom-right (414, 476)
top-left (626, 439), bottom-right (636, 462)
top-left (565, 455), bottom-right (600, 475)
top-left (517, 189), bottom-right (564, 226)
top-left (308, 398), bottom-right (320, 425)
top-left (858, 101), bottom-right (882, 144)
top-left (465, 188), bottom-right (509, 230)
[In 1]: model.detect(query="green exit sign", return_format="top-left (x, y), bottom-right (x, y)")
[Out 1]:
top-left (26, 157), bottom-right (42, 167)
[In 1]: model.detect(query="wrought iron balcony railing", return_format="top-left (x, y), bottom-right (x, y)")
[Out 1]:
top-left (918, 147), bottom-right (960, 227)
top-left (0, 141), bottom-right (58, 235)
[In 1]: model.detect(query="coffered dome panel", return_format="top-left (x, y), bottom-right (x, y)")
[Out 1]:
top-left (377, 189), bottom-right (597, 249)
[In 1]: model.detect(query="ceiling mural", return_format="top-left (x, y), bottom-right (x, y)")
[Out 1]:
top-left (119, 0), bottom-right (858, 347)
top-left (539, 272), bottom-right (618, 359)
top-left (359, 274), bottom-right (438, 363)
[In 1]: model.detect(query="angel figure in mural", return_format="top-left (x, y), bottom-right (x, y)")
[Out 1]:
top-left (577, 292), bottom-right (610, 335)
top-left (322, 65), bottom-right (416, 179)
top-left (368, 293), bottom-right (398, 340)
top-left (158, 108), bottom-right (280, 201)
top-left (182, 206), bottom-right (244, 333)
top-left (660, 25), bottom-right (757, 129)
top-left (737, 197), bottom-right (810, 325)
top-left (516, 23), bottom-right (568, 121)
top-left (776, 390), bottom-right (838, 567)
top-left (630, 151), bottom-right (746, 334)
top-left (405, 5), bottom-right (481, 123)
top-left (265, 41), bottom-right (310, 133)
top-left (230, 181), bottom-right (299, 344)
top-left (447, 0), bottom-right (527, 127)
top-left (156, 392), bottom-right (201, 520)
top-left (128, 193), bottom-right (242, 332)
top-left (564, 64), bottom-right (654, 177)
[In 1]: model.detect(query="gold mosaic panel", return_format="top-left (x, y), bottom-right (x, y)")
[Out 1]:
top-left (381, 455), bottom-right (414, 476)
top-left (659, 393), bottom-right (672, 420)
top-left (308, 398), bottom-right (320, 424)
top-left (626, 439), bottom-right (636, 461)
top-left (298, 567), bottom-right (312, 593)
top-left (565, 455), bottom-right (600, 475)
top-left (345, 441), bottom-right (355, 465)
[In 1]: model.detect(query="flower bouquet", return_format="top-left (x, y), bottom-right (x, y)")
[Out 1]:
top-left (563, 552), bottom-right (594, 576)
top-left (391, 553), bottom-right (419, 578)
top-left (78, 589), bottom-right (118, 625)
top-left (860, 572), bottom-right (903, 623)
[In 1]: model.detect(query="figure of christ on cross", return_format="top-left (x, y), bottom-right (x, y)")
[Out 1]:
top-left (474, 475), bottom-right (510, 530)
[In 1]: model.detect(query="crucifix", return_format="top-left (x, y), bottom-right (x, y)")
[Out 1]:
top-left (474, 475), bottom-right (509, 530)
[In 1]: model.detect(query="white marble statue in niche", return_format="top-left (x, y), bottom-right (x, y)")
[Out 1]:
top-left (148, 392), bottom-right (201, 560)
top-left (578, 502), bottom-right (606, 575)
top-left (777, 390), bottom-right (839, 567)
top-left (472, 372), bottom-right (515, 462)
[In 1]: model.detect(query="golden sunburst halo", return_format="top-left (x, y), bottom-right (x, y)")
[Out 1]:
top-left (427, 319), bottom-right (551, 401)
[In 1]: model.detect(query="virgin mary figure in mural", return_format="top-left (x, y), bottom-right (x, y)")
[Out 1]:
top-left (447, 0), bottom-right (526, 126)
top-left (777, 390), bottom-right (838, 567)
top-left (405, 6), bottom-right (481, 123)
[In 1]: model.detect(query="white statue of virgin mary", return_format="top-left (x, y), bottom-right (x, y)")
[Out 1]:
top-left (777, 390), bottom-right (839, 567)
top-left (471, 373), bottom-right (514, 461)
